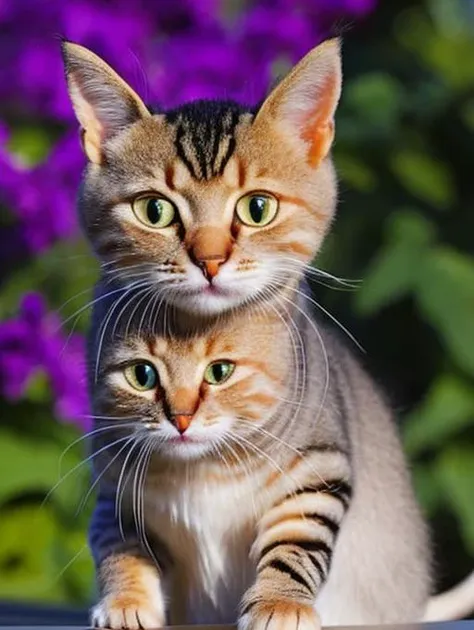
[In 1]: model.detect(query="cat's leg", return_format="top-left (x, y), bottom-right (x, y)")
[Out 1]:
top-left (89, 495), bottom-right (166, 629)
top-left (91, 550), bottom-right (166, 630)
top-left (239, 462), bottom-right (352, 630)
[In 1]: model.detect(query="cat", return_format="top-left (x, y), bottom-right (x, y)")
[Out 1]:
top-left (86, 289), bottom-right (431, 630)
top-left (61, 38), bottom-right (340, 319)
top-left (60, 37), bottom-right (474, 629)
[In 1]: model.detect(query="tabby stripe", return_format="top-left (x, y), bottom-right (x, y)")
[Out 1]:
top-left (268, 558), bottom-right (312, 593)
top-left (305, 550), bottom-right (325, 580)
top-left (175, 125), bottom-right (198, 179)
top-left (288, 549), bottom-right (319, 589)
top-left (260, 540), bottom-right (287, 561)
top-left (292, 480), bottom-right (352, 508)
top-left (217, 136), bottom-right (235, 175)
top-left (259, 538), bottom-right (331, 578)
top-left (307, 513), bottom-right (340, 535)
top-left (209, 120), bottom-right (221, 177)
top-left (193, 123), bottom-right (209, 179)
top-left (259, 513), bottom-right (338, 562)
top-left (292, 540), bottom-right (332, 584)
top-left (216, 110), bottom-right (240, 175)
top-left (240, 600), bottom-right (258, 616)
top-left (296, 539), bottom-right (332, 559)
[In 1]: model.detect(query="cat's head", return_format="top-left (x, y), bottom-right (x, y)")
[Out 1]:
top-left (62, 39), bottom-right (342, 315)
top-left (94, 311), bottom-right (292, 462)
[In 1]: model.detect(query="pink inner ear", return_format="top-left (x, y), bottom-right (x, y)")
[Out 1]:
top-left (71, 78), bottom-right (105, 164)
top-left (301, 75), bottom-right (337, 167)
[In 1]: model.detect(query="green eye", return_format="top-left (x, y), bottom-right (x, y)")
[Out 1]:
top-left (124, 363), bottom-right (158, 391)
top-left (132, 196), bottom-right (176, 228)
top-left (236, 193), bottom-right (278, 227)
top-left (204, 360), bottom-right (235, 385)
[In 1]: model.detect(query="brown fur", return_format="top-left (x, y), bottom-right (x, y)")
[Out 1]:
top-left (87, 292), bottom-right (430, 629)
top-left (62, 40), bottom-right (341, 316)
top-left (61, 40), bottom-right (432, 630)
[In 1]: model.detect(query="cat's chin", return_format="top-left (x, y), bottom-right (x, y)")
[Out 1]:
top-left (170, 286), bottom-right (249, 315)
top-left (159, 436), bottom-right (215, 461)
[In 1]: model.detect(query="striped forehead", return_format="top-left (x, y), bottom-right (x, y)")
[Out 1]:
top-left (165, 100), bottom-right (251, 181)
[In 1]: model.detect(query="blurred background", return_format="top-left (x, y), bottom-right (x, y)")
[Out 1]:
top-left (0, 0), bottom-right (473, 614)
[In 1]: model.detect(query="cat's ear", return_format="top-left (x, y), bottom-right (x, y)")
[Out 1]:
top-left (61, 41), bottom-right (151, 164)
top-left (254, 38), bottom-right (342, 168)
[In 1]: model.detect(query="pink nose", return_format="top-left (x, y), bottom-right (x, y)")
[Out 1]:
top-left (197, 257), bottom-right (225, 281)
top-left (172, 414), bottom-right (193, 434)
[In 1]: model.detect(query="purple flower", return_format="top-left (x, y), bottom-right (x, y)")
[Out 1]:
top-left (0, 0), bottom-right (377, 255)
top-left (0, 132), bottom-right (83, 252)
top-left (151, 27), bottom-right (271, 108)
top-left (0, 293), bottom-right (90, 431)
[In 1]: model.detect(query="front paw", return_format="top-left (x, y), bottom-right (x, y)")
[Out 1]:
top-left (91, 593), bottom-right (165, 629)
top-left (238, 600), bottom-right (320, 630)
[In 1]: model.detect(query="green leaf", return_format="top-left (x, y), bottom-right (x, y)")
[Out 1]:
top-left (415, 248), bottom-right (474, 375)
top-left (335, 153), bottom-right (377, 192)
top-left (396, 7), bottom-right (474, 89)
top-left (0, 431), bottom-right (64, 504)
top-left (54, 529), bottom-right (95, 604)
top-left (23, 369), bottom-right (50, 404)
top-left (411, 462), bottom-right (443, 516)
top-left (7, 127), bottom-right (52, 166)
top-left (390, 149), bottom-right (455, 210)
top-left (404, 374), bottom-right (474, 456)
top-left (0, 506), bottom-right (66, 602)
top-left (461, 98), bottom-right (474, 131)
top-left (345, 73), bottom-right (404, 128)
top-left (437, 445), bottom-right (474, 554)
top-left (0, 239), bottom-right (98, 327)
top-left (0, 429), bottom-right (86, 510)
top-left (355, 210), bottom-right (436, 315)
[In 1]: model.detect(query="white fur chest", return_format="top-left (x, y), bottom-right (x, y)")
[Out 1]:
top-left (144, 472), bottom-right (263, 624)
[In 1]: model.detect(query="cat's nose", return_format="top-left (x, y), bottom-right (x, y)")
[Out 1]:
top-left (197, 255), bottom-right (227, 281)
top-left (171, 413), bottom-right (193, 434)
top-left (187, 226), bottom-right (232, 281)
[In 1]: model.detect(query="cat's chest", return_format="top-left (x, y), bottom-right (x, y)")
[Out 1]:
top-left (144, 474), bottom-right (258, 555)
top-left (143, 473), bottom-right (262, 623)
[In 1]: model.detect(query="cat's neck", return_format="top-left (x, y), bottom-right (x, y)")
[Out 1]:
top-left (95, 271), bottom-right (308, 338)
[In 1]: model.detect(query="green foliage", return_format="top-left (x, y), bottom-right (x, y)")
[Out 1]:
top-left (0, 507), bottom-right (60, 600)
top-left (404, 374), bottom-right (474, 457)
top-left (325, 0), bottom-right (474, 593)
top-left (390, 149), bottom-right (455, 210)
top-left (416, 248), bottom-right (474, 375)
top-left (0, 418), bottom-right (94, 604)
top-left (437, 446), bottom-right (474, 554)
top-left (355, 210), bottom-right (436, 314)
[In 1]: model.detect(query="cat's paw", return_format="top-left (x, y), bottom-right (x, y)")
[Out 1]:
top-left (238, 600), bottom-right (320, 630)
top-left (91, 594), bottom-right (165, 629)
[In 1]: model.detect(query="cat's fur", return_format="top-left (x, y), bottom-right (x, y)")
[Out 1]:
top-left (87, 291), bottom-right (431, 629)
top-left (61, 40), bottom-right (435, 629)
top-left (62, 39), bottom-right (339, 317)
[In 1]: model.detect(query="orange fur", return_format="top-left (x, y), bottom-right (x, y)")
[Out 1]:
top-left (63, 39), bottom-right (341, 316)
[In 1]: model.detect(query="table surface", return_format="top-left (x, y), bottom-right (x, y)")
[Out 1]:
top-left (0, 624), bottom-right (473, 629)
top-left (0, 600), bottom-right (471, 629)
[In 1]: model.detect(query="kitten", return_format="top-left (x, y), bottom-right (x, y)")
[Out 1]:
top-left (88, 295), bottom-right (431, 630)
top-left (61, 38), bottom-right (340, 317)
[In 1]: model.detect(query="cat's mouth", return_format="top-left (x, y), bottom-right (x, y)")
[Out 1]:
top-left (167, 434), bottom-right (196, 444)
top-left (202, 284), bottom-right (228, 296)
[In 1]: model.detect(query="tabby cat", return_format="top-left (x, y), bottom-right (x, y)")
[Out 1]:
top-left (61, 37), bottom-right (472, 630)
top-left (87, 293), bottom-right (430, 629)
top-left (62, 38), bottom-right (340, 319)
